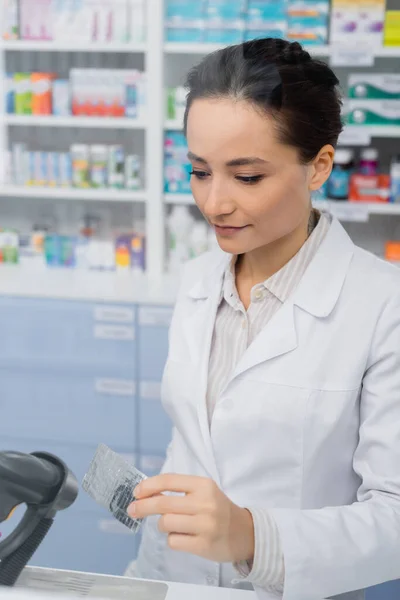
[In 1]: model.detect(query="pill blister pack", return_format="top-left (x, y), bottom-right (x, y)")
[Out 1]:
top-left (82, 443), bottom-right (147, 534)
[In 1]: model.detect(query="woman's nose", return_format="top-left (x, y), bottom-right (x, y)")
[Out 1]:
top-left (203, 179), bottom-right (235, 218)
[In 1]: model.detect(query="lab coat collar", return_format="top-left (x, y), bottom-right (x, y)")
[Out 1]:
top-left (187, 217), bottom-right (354, 319)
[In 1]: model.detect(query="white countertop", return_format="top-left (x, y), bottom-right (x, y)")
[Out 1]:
top-left (0, 263), bottom-right (179, 305)
top-left (1, 567), bottom-right (256, 600)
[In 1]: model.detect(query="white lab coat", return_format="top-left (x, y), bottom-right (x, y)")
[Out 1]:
top-left (133, 217), bottom-right (400, 600)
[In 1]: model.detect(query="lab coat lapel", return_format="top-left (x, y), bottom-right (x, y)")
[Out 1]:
top-left (232, 217), bottom-right (355, 380)
top-left (182, 252), bottom-right (229, 482)
top-left (232, 299), bottom-right (298, 380)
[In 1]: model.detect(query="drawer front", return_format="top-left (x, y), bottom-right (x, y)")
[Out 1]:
top-left (138, 306), bottom-right (172, 381)
top-left (138, 381), bottom-right (172, 455)
top-left (0, 297), bottom-right (136, 370)
top-left (0, 366), bottom-right (138, 448)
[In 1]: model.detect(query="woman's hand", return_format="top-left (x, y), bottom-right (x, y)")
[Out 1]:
top-left (128, 474), bottom-right (255, 564)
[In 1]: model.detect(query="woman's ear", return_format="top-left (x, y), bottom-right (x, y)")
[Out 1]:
top-left (308, 144), bottom-right (335, 191)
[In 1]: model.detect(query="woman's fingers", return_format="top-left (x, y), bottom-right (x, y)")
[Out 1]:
top-left (158, 514), bottom-right (201, 535)
top-left (129, 494), bottom-right (200, 518)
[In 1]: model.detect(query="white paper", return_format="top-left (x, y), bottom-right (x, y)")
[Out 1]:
top-left (95, 379), bottom-right (136, 396)
top-left (93, 306), bottom-right (134, 324)
top-left (329, 202), bottom-right (370, 223)
top-left (338, 127), bottom-right (371, 147)
top-left (331, 46), bottom-right (374, 68)
top-left (138, 307), bottom-right (173, 327)
top-left (93, 324), bottom-right (135, 341)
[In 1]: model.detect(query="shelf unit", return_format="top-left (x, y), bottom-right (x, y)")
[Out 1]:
top-left (1, 0), bottom-right (400, 281)
top-left (0, 185), bottom-right (147, 203)
top-left (165, 42), bottom-right (400, 58)
top-left (165, 120), bottom-right (400, 139)
top-left (2, 115), bottom-right (147, 129)
top-left (0, 0), bottom-right (164, 278)
top-left (165, 194), bottom-right (400, 219)
top-left (0, 40), bottom-right (147, 53)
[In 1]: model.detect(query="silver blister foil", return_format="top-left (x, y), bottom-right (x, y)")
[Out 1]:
top-left (82, 443), bottom-right (147, 533)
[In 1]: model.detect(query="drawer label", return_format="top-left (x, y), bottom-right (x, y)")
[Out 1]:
top-left (94, 306), bottom-right (134, 323)
top-left (139, 307), bottom-right (173, 327)
top-left (140, 381), bottom-right (162, 400)
top-left (95, 379), bottom-right (136, 396)
top-left (94, 324), bottom-right (135, 341)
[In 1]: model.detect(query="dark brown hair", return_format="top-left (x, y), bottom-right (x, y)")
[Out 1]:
top-left (184, 38), bottom-right (343, 163)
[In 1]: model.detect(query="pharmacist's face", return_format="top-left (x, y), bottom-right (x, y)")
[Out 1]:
top-left (186, 98), bottom-right (313, 255)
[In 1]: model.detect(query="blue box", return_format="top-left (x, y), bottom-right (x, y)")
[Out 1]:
top-left (164, 131), bottom-right (192, 194)
top-left (206, 0), bottom-right (246, 21)
top-left (204, 23), bottom-right (244, 44)
top-left (166, 26), bottom-right (204, 43)
top-left (244, 26), bottom-right (286, 41)
top-left (246, 1), bottom-right (287, 22)
top-left (166, 0), bottom-right (206, 21)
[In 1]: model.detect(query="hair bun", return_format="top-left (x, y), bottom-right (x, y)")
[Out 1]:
top-left (282, 41), bottom-right (312, 65)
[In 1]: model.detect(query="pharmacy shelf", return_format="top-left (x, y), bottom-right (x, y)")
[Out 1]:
top-left (165, 194), bottom-right (400, 218)
top-left (165, 121), bottom-right (400, 140)
top-left (0, 40), bottom-right (147, 53)
top-left (164, 42), bottom-right (400, 59)
top-left (3, 115), bottom-right (147, 129)
top-left (0, 185), bottom-right (147, 203)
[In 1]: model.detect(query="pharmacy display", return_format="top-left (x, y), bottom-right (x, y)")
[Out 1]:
top-left (5, 69), bottom-right (146, 119)
top-left (165, 0), bottom-right (399, 48)
top-left (2, 0), bottom-right (146, 44)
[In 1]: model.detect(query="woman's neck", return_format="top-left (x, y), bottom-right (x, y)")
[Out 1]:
top-left (235, 209), bottom-right (316, 305)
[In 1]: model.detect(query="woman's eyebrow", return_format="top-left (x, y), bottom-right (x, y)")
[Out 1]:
top-left (187, 152), bottom-right (268, 167)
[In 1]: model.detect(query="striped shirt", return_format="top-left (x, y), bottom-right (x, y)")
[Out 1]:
top-left (207, 211), bottom-right (331, 591)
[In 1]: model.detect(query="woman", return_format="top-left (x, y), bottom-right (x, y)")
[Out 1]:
top-left (127, 38), bottom-right (400, 600)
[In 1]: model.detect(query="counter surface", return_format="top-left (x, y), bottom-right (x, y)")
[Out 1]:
top-left (0, 264), bottom-right (179, 305)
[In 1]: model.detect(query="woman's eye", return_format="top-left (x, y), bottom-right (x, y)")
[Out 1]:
top-left (236, 175), bottom-right (264, 185)
top-left (189, 170), bottom-right (210, 180)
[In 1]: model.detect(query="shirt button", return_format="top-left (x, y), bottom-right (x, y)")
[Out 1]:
top-left (206, 576), bottom-right (218, 586)
top-left (254, 288), bottom-right (263, 300)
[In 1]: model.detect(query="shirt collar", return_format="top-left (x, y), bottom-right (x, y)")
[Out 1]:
top-left (221, 210), bottom-right (331, 306)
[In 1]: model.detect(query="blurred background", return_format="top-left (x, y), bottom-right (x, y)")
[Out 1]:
top-left (0, 0), bottom-right (399, 598)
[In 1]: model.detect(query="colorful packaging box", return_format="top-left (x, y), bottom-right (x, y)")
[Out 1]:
top-left (384, 10), bottom-right (400, 46)
top-left (345, 100), bottom-right (400, 125)
top-left (349, 173), bottom-right (390, 202)
top-left (245, 0), bottom-right (287, 41)
top-left (166, 0), bottom-right (206, 42)
top-left (20, 0), bottom-right (53, 40)
top-left (330, 0), bottom-right (385, 46)
top-left (53, 79), bottom-right (71, 116)
top-left (2, 0), bottom-right (19, 40)
top-left (286, 0), bottom-right (329, 45)
top-left (14, 73), bottom-right (32, 115)
top-left (31, 73), bottom-right (53, 115)
top-left (348, 74), bottom-right (400, 99)
top-left (5, 75), bottom-right (15, 114)
top-left (59, 153), bottom-right (73, 187)
top-left (164, 131), bottom-right (192, 194)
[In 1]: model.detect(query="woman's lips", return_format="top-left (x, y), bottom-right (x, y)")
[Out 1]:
top-left (214, 225), bottom-right (249, 237)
